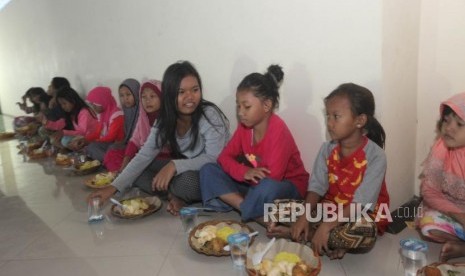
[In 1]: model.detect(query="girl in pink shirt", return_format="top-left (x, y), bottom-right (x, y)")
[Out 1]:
top-left (418, 92), bottom-right (465, 261)
top-left (72, 87), bottom-right (125, 158)
top-left (44, 87), bottom-right (98, 150)
top-left (200, 65), bottom-right (309, 221)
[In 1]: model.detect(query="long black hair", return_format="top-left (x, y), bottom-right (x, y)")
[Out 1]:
top-left (325, 83), bottom-right (386, 148)
top-left (51, 77), bottom-right (70, 90)
top-left (25, 87), bottom-right (51, 113)
top-left (237, 64), bottom-right (284, 110)
top-left (55, 87), bottom-right (95, 127)
top-left (156, 61), bottom-right (228, 158)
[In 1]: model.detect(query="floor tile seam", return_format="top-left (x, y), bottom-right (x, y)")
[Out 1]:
top-left (5, 253), bottom-right (165, 262)
top-left (337, 259), bottom-right (348, 276)
top-left (155, 232), bottom-right (182, 276)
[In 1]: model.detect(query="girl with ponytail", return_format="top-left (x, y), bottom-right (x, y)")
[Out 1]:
top-left (272, 83), bottom-right (390, 260)
top-left (200, 65), bottom-right (309, 222)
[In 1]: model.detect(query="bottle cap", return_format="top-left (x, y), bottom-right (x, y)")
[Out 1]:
top-left (179, 207), bottom-right (199, 216)
top-left (227, 233), bottom-right (250, 244)
top-left (400, 238), bottom-right (428, 252)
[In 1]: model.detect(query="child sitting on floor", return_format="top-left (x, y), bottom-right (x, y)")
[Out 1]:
top-left (269, 83), bottom-right (390, 260)
top-left (103, 79), bottom-right (162, 172)
top-left (200, 65), bottom-right (309, 223)
top-left (418, 92), bottom-right (465, 262)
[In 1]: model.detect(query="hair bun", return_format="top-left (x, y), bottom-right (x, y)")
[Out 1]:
top-left (266, 65), bottom-right (284, 87)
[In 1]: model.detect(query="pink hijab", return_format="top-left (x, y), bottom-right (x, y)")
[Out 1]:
top-left (130, 80), bottom-right (162, 148)
top-left (86, 86), bottom-right (123, 136)
top-left (421, 92), bottom-right (465, 213)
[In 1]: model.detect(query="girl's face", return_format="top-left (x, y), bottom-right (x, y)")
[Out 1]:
top-left (30, 95), bottom-right (41, 104)
top-left (325, 95), bottom-right (363, 143)
top-left (141, 88), bottom-right (161, 113)
top-left (118, 86), bottom-right (136, 108)
top-left (176, 75), bottom-right (201, 116)
top-left (441, 112), bottom-right (465, 148)
top-left (58, 98), bottom-right (74, 113)
top-left (236, 89), bottom-right (271, 128)
top-left (47, 84), bottom-right (56, 96)
top-left (88, 102), bottom-right (104, 114)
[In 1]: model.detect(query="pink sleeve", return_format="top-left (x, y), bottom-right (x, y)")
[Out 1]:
top-left (421, 179), bottom-right (463, 213)
top-left (45, 118), bottom-right (65, 130)
top-left (63, 109), bottom-right (91, 136)
top-left (217, 127), bottom-right (249, 183)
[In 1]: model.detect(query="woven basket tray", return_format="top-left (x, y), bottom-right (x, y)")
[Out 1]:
top-left (84, 172), bottom-right (116, 189)
top-left (0, 132), bottom-right (15, 140)
top-left (71, 160), bottom-right (101, 176)
top-left (111, 196), bottom-right (162, 219)
top-left (188, 220), bottom-right (256, 257)
top-left (28, 151), bottom-right (47, 160)
top-left (55, 158), bottom-right (73, 166)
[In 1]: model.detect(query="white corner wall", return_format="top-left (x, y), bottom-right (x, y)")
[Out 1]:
top-left (0, 0), bottom-right (431, 210)
top-left (382, 0), bottom-right (421, 209)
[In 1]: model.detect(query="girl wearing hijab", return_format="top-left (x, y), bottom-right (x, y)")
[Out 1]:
top-left (418, 92), bottom-right (465, 261)
top-left (71, 86), bottom-right (124, 156)
top-left (103, 80), bottom-right (162, 172)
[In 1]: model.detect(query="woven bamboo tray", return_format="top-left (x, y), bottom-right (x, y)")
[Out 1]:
top-left (188, 219), bottom-right (256, 257)
top-left (111, 196), bottom-right (162, 219)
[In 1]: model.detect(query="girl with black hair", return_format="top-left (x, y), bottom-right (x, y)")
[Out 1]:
top-left (89, 61), bottom-right (230, 215)
top-left (44, 87), bottom-right (98, 150)
top-left (200, 65), bottom-right (309, 223)
top-left (14, 87), bottom-right (51, 136)
top-left (271, 83), bottom-right (390, 260)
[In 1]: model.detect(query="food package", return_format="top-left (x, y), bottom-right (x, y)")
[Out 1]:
top-left (246, 239), bottom-right (321, 276)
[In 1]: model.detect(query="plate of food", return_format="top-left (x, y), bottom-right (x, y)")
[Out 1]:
top-left (17, 141), bottom-right (42, 154)
top-left (189, 220), bottom-right (256, 257)
top-left (246, 239), bottom-right (321, 276)
top-left (84, 171), bottom-right (116, 189)
top-left (28, 147), bottom-right (47, 159)
top-left (0, 131), bottom-right (15, 140)
top-left (55, 153), bottom-right (73, 166)
top-left (72, 159), bottom-right (101, 175)
top-left (111, 196), bottom-right (162, 219)
top-left (15, 125), bottom-right (32, 135)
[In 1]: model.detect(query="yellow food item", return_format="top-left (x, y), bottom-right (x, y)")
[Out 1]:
top-left (256, 252), bottom-right (304, 276)
top-left (273, 251), bottom-right (301, 264)
top-left (79, 160), bottom-right (100, 170)
top-left (216, 226), bottom-right (237, 242)
top-left (194, 225), bottom-right (217, 246)
top-left (92, 172), bottom-right (115, 186)
top-left (121, 198), bottom-right (149, 215)
top-left (33, 148), bottom-right (44, 154)
top-left (56, 153), bottom-right (68, 161)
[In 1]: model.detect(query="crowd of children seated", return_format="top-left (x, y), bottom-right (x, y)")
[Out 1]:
top-left (14, 60), bottom-right (465, 264)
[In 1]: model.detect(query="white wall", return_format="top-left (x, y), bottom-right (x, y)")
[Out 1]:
top-left (0, 0), bottom-right (426, 209)
top-left (415, 0), bottom-right (465, 194)
top-left (382, 0), bottom-right (421, 209)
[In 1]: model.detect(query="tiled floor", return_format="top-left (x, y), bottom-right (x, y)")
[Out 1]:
top-left (0, 115), bottom-right (462, 276)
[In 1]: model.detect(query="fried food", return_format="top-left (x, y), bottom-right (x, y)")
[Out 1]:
top-left (91, 172), bottom-right (115, 186)
top-left (210, 237), bottom-right (227, 253)
top-left (121, 198), bottom-right (150, 216)
top-left (255, 252), bottom-right (314, 276)
top-left (78, 160), bottom-right (100, 170)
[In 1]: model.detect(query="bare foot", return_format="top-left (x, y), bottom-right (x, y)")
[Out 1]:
top-left (327, 248), bottom-right (347, 260)
top-left (440, 241), bottom-right (465, 261)
top-left (266, 223), bottom-right (291, 239)
top-left (166, 194), bottom-right (186, 216)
